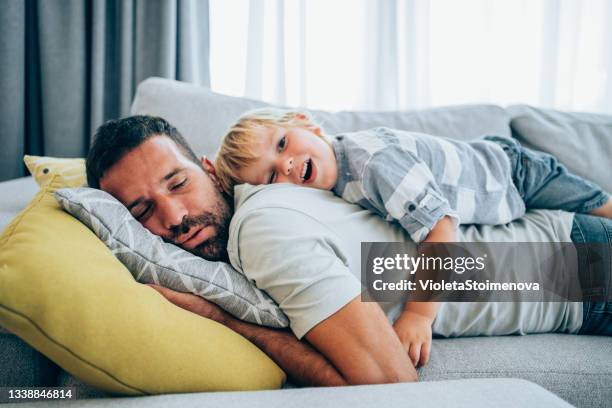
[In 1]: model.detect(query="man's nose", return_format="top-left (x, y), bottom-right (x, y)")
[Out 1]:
top-left (158, 196), bottom-right (187, 231)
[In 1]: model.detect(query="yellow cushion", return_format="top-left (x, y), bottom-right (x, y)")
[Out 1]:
top-left (23, 155), bottom-right (86, 189)
top-left (0, 162), bottom-right (285, 395)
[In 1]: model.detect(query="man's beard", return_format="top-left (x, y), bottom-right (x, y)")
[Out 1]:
top-left (169, 204), bottom-right (231, 262)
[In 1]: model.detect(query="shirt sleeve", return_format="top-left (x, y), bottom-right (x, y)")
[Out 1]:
top-left (361, 144), bottom-right (459, 243)
top-left (229, 207), bottom-right (362, 339)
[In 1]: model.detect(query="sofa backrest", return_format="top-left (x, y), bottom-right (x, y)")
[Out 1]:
top-left (130, 77), bottom-right (512, 160)
top-left (508, 105), bottom-right (612, 194)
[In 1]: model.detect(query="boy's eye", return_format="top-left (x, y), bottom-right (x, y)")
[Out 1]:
top-left (278, 136), bottom-right (287, 151)
top-left (171, 179), bottom-right (187, 190)
top-left (268, 171), bottom-right (276, 184)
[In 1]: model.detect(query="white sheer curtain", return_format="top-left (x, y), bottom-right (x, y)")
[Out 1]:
top-left (210, 0), bottom-right (612, 113)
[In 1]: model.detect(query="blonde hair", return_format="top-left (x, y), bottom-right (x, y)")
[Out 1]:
top-left (215, 108), bottom-right (324, 195)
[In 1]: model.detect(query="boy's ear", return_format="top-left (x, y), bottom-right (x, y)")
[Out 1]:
top-left (201, 156), bottom-right (223, 191)
top-left (310, 126), bottom-right (322, 136)
top-left (294, 111), bottom-right (321, 136)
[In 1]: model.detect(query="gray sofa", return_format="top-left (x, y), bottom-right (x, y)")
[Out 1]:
top-left (1, 78), bottom-right (611, 407)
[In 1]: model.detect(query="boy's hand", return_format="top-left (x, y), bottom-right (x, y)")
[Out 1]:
top-left (392, 311), bottom-right (433, 367)
top-left (391, 216), bottom-right (450, 368)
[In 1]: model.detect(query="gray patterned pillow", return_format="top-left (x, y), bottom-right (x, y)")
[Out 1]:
top-left (55, 187), bottom-right (288, 328)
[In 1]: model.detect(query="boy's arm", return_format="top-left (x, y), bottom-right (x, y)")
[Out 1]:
top-left (394, 216), bottom-right (455, 366)
top-left (348, 141), bottom-right (459, 366)
top-left (422, 215), bottom-right (456, 243)
top-left (357, 143), bottom-right (458, 244)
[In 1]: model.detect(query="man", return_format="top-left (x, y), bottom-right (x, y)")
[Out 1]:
top-left (86, 115), bottom-right (591, 386)
top-left (86, 115), bottom-right (372, 385)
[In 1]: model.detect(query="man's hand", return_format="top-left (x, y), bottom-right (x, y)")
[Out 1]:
top-left (146, 284), bottom-right (347, 387)
top-left (392, 311), bottom-right (433, 367)
top-left (305, 297), bottom-right (418, 384)
top-left (147, 284), bottom-right (228, 324)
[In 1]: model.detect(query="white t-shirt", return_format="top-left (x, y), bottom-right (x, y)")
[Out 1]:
top-left (228, 184), bottom-right (582, 339)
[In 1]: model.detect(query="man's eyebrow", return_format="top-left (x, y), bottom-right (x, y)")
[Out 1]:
top-left (126, 168), bottom-right (185, 211)
top-left (163, 167), bottom-right (185, 181)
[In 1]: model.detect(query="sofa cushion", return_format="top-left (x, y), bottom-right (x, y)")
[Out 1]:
top-left (23, 155), bottom-right (86, 189)
top-left (0, 177), bottom-right (37, 338)
top-left (507, 105), bottom-right (612, 193)
top-left (0, 332), bottom-right (59, 388)
top-left (0, 177), bottom-right (38, 233)
top-left (130, 77), bottom-right (513, 159)
top-left (15, 378), bottom-right (573, 408)
top-left (55, 370), bottom-right (109, 400)
top-left (312, 104), bottom-right (512, 142)
top-left (0, 156), bottom-right (78, 336)
top-left (420, 334), bottom-right (612, 408)
top-left (0, 174), bottom-right (286, 395)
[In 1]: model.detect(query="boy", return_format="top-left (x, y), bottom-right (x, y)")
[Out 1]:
top-left (214, 108), bottom-right (612, 366)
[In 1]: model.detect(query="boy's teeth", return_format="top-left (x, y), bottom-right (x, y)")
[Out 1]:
top-left (303, 159), bottom-right (313, 181)
top-left (301, 159), bottom-right (310, 180)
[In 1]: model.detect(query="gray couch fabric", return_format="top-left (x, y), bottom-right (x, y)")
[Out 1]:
top-left (420, 334), bottom-right (612, 408)
top-left (507, 105), bottom-right (612, 194)
top-left (3, 379), bottom-right (573, 408)
top-left (0, 334), bottom-right (58, 389)
top-left (47, 333), bottom-right (612, 408)
top-left (0, 176), bottom-right (39, 232)
top-left (130, 77), bottom-right (513, 160)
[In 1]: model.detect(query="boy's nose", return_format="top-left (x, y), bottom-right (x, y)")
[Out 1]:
top-left (282, 157), bottom-right (293, 176)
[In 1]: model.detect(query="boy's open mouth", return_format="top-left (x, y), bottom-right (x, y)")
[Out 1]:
top-left (301, 158), bottom-right (314, 183)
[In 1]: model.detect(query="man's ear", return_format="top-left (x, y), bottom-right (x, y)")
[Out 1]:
top-left (201, 156), bottom-right (223, 191)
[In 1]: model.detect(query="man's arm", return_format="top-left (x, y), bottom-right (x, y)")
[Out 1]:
top-left (149, 284), bottom-right (417, 385)
top-left (147, 284), bottom-right (347, 387)
top-left (233, 206), bottom-right (418, 385)
top-left (305, 296), bottom-right (418, 384)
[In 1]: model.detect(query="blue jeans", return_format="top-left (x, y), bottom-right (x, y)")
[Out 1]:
top-left (570, 213), bottom-right (612, 335)
top-left (485, 136), bottom-right (610, 214)
top-left (487, 136), bottom-right (612, 335)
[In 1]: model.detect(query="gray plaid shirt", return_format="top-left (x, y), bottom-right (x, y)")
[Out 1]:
top-left (331, 127), bottom-right (526, 243)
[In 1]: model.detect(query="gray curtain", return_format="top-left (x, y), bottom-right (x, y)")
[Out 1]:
top-left (0, 0), bottom-right (210, 182)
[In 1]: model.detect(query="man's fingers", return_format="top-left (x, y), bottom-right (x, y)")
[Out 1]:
top-left (146, 284), bottom-right (227, 324)
top-left (146, 284), bottom-right (195, 309)
top-left (408, 342), bottom-right (421, 367)
top-left (147, 284), bottom-right (180, 301)
top-left (147, 283), bottom-right (169, 296)
top-left (419, 341), bottom-right (430, 367)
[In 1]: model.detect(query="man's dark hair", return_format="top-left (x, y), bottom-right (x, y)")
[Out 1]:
top-left (86, 115), bottom-right (201, 188)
